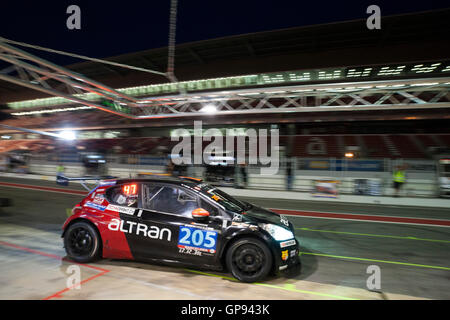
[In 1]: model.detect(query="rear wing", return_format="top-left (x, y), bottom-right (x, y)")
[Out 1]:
top-left (56, 174), bottom-right (117, 191)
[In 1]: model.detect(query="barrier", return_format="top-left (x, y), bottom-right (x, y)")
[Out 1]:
top-left (0, 156), bottom-right (440, 198)
top-left (1, 171), bottom-right (448, 208)
top-left (19, 164), bottom-right (438, 197)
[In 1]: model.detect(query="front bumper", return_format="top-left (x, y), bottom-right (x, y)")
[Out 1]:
top-left (275, 238), bottom-right (301, 272)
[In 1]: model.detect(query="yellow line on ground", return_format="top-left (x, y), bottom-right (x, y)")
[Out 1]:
top-left (299, 252), bottom-right (450, 271)
top-left (296, 227), bottom-right (450, 243)
top-left (183, 269), bottom-right (357, 300)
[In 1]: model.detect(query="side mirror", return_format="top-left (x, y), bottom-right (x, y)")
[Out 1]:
top-left (192, 208), bottom-right (210, 220)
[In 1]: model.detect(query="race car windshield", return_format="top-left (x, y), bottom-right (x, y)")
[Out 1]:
top-left (197, 184), bottom-right (249, 213)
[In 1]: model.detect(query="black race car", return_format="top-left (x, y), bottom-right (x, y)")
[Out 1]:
top-left (61, 175), bottom-right (300, 282)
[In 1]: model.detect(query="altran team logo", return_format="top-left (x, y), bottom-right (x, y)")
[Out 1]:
top-left (170, 121), bottom-right (280, 175)
top-left (108, 218), bottom-right (172, 241)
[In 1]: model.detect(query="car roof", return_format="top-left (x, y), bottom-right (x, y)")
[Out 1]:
top-left (114, 175), bottom-right (201, 187)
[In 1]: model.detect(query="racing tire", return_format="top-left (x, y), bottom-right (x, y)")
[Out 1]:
top-left (226, 237), bottom-right (272, 283)
top-left (64, 221), bottom-right (101, 263)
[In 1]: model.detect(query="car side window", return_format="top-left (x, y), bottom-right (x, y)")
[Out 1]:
top-left (199, 197), bottom-right (219, 216)
top-left (142, 184), bottom-right (163, 209)
top-left (146, 186), bottom-right (198, 218)
top-left (106, 184), bottom-right (139, 208)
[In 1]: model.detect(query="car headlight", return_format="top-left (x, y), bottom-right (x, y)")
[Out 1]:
top-left (259, 223), bottom-right (294, 241)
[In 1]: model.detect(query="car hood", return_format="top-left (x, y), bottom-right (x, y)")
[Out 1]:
top-left (241, 203), bottom-right (290, 228)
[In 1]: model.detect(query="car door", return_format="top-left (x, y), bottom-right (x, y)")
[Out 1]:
top-left (138, 183), bottom-right (225, 266)
top-left (103, 182), bottom-right (142, 258)
top-left (120, 183), bottom-right (171, 260)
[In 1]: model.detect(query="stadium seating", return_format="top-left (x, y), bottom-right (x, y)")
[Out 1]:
top-left (292, 135), bottom-right (342, 158)
top-left (388, 135), bottom-right (426, 159)
top-left (1, 134), bottom-right (450, 159)
top-left (416, 134), bottom-right (442, 151)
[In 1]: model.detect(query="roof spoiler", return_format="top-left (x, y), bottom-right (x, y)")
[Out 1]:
top-left (56, 174), bottom-right (118, 191)
top-left (179, 176), bottom-right (203, 182)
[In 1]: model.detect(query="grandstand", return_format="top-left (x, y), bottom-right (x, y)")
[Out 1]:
top-left (0, 9), bottom-right (449, 167)
top-left (1, 133), bottom-right (450, 160)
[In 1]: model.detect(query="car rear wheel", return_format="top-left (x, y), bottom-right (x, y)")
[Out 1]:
top-left (64, 221), bottom-right (101, 263)
top-left (226, 237), bottom-right (272, 283)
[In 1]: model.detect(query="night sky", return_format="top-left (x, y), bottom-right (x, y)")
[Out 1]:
top-left (0, 0), bottom-right (449, 66)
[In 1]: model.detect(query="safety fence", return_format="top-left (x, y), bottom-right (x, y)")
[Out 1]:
top-left (12, 155), bottom-right (438, 198)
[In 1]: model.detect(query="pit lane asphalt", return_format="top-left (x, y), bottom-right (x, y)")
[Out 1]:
top-left (0, 176), bottom-right (449, 299)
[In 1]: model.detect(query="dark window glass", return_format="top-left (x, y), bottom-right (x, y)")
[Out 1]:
top-left (199, 198), bottom-right (219, 216)
top-left (142, 184), bottom-right (163, 208)
top-left (197, 183), bottom-right (248, 212)
top-left (147, 186), bottom-right (197, 218)
top-left (106, 184), bottom-right (138, 208)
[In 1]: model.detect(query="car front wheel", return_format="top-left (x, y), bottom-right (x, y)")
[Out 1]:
top-left (226, 237), bottom-right (272, 283)
top-left (64, 221), bottom-right (101, 263)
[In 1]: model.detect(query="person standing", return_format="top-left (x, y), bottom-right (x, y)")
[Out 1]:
top-left (240, 162), bottom-right (247, 189)
top-left (56, 163), bottom-right (65, 177)
top-left (392, 165), bottom-right (407, 197)
top-left (286, 158), bottom-right (294, 191)
top-left (56, 163), bottom-right (67, 185)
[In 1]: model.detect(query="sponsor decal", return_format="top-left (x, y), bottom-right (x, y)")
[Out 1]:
top-left (106, 204), bottom-right (135, 215)
top-left (107, 218), bottom-right (171, 241)
top-left (231, 221), bottom-right (250, 228)
top-left (231, 221), bottom-right (258, 231)
top-left (84, 201), bottom-right (106, 211)
top-left (178, 225), bottom-right (218, 253)
top-left (93, 195), bottom-right (104, 204)
top-left (178, 247), bottom-right (202, 256)
top-left (280, 215), bottom-right (289, 227)
top-left (290, 249), bottom-right (297, 258)
top-left (280, 239), bottom-right (296, 248)
top-left (188, 222), bottom-right (214, 231)
top-left (232, 213), bottom-right (243, 222)
top-left (281, 250), bottom-right (288, 261)
top-left (222, 219), bottom-right (229, 229)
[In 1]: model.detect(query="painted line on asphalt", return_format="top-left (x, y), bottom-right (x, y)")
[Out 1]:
top-left (42, 270), bottom-right (110, 300)
top-left (272, 208), bottom-right (450, 227)
top-left (184, 269), bottom-right (357, 300)
top-left (296, 227), bottom-right (450, 244)
top-left (271, 207), bottom-right (450, 222)
top-left (0, 240), bottom-right (110, 300)
top-left (299, 252), bottom-right (450, 271)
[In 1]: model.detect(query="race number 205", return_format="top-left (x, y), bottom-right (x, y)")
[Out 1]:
top-left (178, 226), bottom-right (218, 252)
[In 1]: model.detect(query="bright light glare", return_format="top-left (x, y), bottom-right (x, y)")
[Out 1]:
top-left (200, 104), bottom-right (217, 114)
top-left (345, 152), bottom-right (354, 158)
top-left (260, 223), bottom-right (294, 241)
top-left (59, 130), bottom-right (76, 140)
